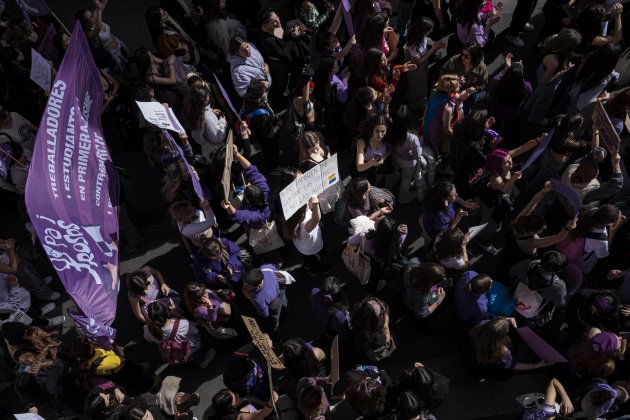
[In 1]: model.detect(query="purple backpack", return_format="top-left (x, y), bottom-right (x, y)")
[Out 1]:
top-left (159, 319), bottom-right (192, 365)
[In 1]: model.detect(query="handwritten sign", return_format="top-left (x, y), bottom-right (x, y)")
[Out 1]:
top-left (279, 154), bottom-right (340, 219)
top-left (522, 130), bottom-right (554, 171)
top-left (30, 48), bottom-right (52, 91)
top-left (135, 101), bottom-right (185, 133)
top-left (330, 335), bottom-right (340, 393)
top-left (551, 178), bottom-right (580, 216)
top-left (241, 315), bottom-right (285, 369)
top-left (517, 327), bottom-right (567, 363)
top-left (222, 130), bottom-right (234, 200)
top-left (593, 100), bottom-right (620, 152)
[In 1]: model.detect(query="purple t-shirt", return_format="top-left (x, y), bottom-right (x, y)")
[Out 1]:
top-left (424, 203), bottom-right (456, 239)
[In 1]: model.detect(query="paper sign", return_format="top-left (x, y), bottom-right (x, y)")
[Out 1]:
top-left (30, 48), bottom-right (52, 91)
top-left (551, 179), bottom-right (580, 217)
top-left (522, 130), bottom-right (554, 171)
top-left (466, 223), bottom-right (488, 241)
top-left (592, 100), bottom-right (621, 152)
top-left (222, 130), bottom-right (234, 200)
top-left (136, 101), bottom-right (185, 133)
top-left (330, 335), bottom-right (340, 392)
top-left (279, 154), bottom-right (340, 219)
top-left (241, 315), bottom-right (285, 369)
top-left (517, 327), bottom-right (567, 363)
top-left (341, 0), bottom-right (355, 36)
top-left (14, 414), bottom-right (45, 420)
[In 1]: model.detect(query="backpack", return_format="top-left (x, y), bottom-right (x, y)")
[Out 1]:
top-left (556, 231), bottom-right (608, 263)
top-left (236, 107), bottom-right (272, 136)
top-left (159, 319), bottom-right (192, 365)
top-left (334, 197), bottom-right (351, 228)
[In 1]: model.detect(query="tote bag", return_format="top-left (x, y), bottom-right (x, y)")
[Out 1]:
top-left (342, 237), bottom-right (371, 285)
top-left (514, 282), bottom-right (544, 318)
top-left (248, 221), bottom-right (285, 254)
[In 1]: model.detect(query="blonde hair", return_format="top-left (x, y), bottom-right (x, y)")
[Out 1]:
top-left (437, 74), bottom-right (460, 93)
top-left (470, 317), bottom-right (511, 365)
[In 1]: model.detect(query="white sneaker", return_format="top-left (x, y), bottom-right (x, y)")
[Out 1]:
top-left (40, 302), bottom-right (56, 316)
top-left (506, 34), bottom-right (525, 47)
top-left (40, 291), bottom-right (61, 301)
top-left (43, 276), bottom-right (53, 285)
top-left (45, 315), bottom-right (65, 329)
top-left (523, 23), bottom-right (535, 31)
top-left (199, 349), bottom-right (216, 368)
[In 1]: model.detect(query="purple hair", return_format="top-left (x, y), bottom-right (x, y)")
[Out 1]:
top-left (484, 148), bottom-right (510, 176)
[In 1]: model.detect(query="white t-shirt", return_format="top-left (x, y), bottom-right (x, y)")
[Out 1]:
top-left (292, 208), bottom-right (323, 256)
top-left (579, 227), bottom-right (609, 274)
top-left (191, 107), bottom-right (228, 158)
top-left (179, 208), bottom-right (216, 246)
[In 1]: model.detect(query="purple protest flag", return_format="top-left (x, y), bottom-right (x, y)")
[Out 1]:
top-left (521, 130), bottom-right (554, 171)
top-left (341, 0), bottom-right (355, 37)
top-left (25, 22), bottom-right (120, 329)
top-left (68, 310), bottom-right (116, 349)
top-left (517, 327), bottom-right (567, 363)
top-left (37, 22), bottom-right (58, 65)
top-left (162, 129), bottom-right (205, 201)
top-left (16, 0), bottom-right (51, 16)
top-left (551, 178), bottom-right (580, 217)
top-left (213, 73), bottom-right (241, 121)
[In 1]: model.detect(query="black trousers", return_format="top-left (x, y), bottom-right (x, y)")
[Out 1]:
top-left (508, 0), bottom-right (538, 35)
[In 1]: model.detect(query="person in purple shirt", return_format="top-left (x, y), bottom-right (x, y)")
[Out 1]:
top-left (309, 277), bottom-right (352, 340)
top-left (221, 146), bottom-right (272, 229)
top-left (454, 270), bottom-right (491, 331)
top-left (242, 265), bottom-right (287, 335)
top-left (192, 236), bottom-right (243, 289)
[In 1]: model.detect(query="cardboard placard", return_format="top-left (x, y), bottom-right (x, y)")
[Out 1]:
top-left (330, 335), bottom-right (340, 393)
top-left (241, 315), bottom-right (285, 369)
top-left (593, 100), bottom-right (621, 152)
top-left (30, 48), bottom-right (52, 91)
top-left (222, 130), bottom-right (234, 200)
top-left (135, 101), bottom-right (185, 133)
top-left (267, 360), bottom-right (280, 418)
top-left (279, 154), bottom-right (340, 219)
top-left (517, 327), bottom-right (567, 363)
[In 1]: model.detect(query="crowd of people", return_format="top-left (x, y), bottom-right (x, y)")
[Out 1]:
top-left (0, 0), bottom-right (630, 418)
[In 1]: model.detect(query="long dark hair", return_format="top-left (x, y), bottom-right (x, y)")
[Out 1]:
top-left (366, 216), bottom-right (402, 262)
top-left (575, 43), bottom-right (622, 92)
top-left (494, 62), bottom-right (527, 107)
top-left (351, 297), bottom-right (388, 347)
top-left (408, 262), bottom-right (446, 294)
top-left (360, 12), bottom-right (388, 48)
top-left (282, 338), bottom-right (327, 378)
top-left (283, 203), bottom-right (308, 240)
top-left (344, 177), bottom-right (370, 208)
top-left (538, 29), bottom-right (582, 60)
top-left (386, 105), bottom-right (414, 147)
top-left (549, 113), bottom-right (588, 155)
top-left (363, 47), bottom-right (387, 86)
top-left (455, 0), bottom-right (484, 30)
top-left (182, 87), bottom-right (211, 130)
top-left (406, 17), bottom-right (434, 49)
top-left (146, 301), bottom-right (168, 340)
top-left (313, 57), bottom-right (335, 104)
top-left (358, 114), bottom-right (389, 142)
top-left (577, 5), bottom-right (606, 47)
top-left (316, 276), bottom-right (349, 313)
top-left (425, 181), bottom-right (455, 212)
top-left (133, 47), bottom-right (152, 79)
top-left (571, 205), bottom-right (620, 239)
top-left (452, 111), bottom-right (486, 144)
top-left (145, 6), bottom-right (164, 44)
top-left (204, 0), bottom-right (229, 21)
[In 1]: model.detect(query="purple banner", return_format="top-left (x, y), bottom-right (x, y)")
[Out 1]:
top-left (37, 23), bottom-right (58, 66)
top-left (341, 0), bottom-right (355, 37)
top-left (25, 23), bottom-right (120, 329)
top-left (551, 178), bottom-right (580, 217)
top-left (16, 0), bottom-right (50, 16)
top-left (522, 130), bottom-right (553, 171)
top-left (68, 310), bottom-right (116, 349)
top-left (162, 129), bottom-right (205, 201)
top-left (213, 73), bottom-right (240, 121)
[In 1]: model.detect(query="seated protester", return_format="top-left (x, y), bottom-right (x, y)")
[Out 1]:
top-left (402, 260), bottom-right (447, 320)
top-left (143, 301), bottom-right (216, 368)
top-left (454, 0), bottom-right (502, 48)
top-left (143, 130), bottom-right (193, 176)
top-left (556, 205), bottom-right (624, 274)
top-left (433, 228), bottom-right (470, 272)
top-left (169, 199), bottom-right (216, 250)
top-left (351, 297), bottom-right (396, 362)
top-left (363, 47), bottom-right (416, 96)
top-left (212, 388), bottom-right (278, 420)
top-left (183, 282), bottom-right (237, 338)
top-left (238, 81), bottom-right (280, 170)
top-left (345, 375), bottom-right (389, 419)
top-left (564, 289), bottom-right (621, 343)
top-left (421, 180), bottom-right (478, 242)
top-left (72, 336), bottom-right (123, 389)
top-left (560, 149), bottom-right (623, 209)
top-left (389, 362), bottom-right (450, 411)
top-left (228, 36), bottom-right (271, 98)
top-left (296, 376), bottom-right (331, 420)
top-left (0, 274), bottom-right (64, 329)
top-left (241, 266), bottom-right (287, 336)
top-left (0, 106), bottom-right (36, 158)
top-left (1, 322), bottom-right (64, 396)
top-left (455, 271), bottom-right (516, 330)
top-left (355, 114), bottom-right (393, 187)
top-left (396, 391), bottom-right (436, 420)
top-left (192, 236), bottom-right (243, 289)
top-left (440, 42), bottom-right (487, 112)
top-left (84, 386), bottom-right (132, 419)
top-left (347, 216), bottom-right (406, 292)
top-left (343, 177), bottom-right (394, 223)
top-left (464, 317), bottom-right (552, 380)
top-left (521, 378), bottom-right (574, 419)
top-left (223, 354), bottom-right (271, 406)
top-left (509, 251), bottom-right (582, 310)
top-left (568, 327), bottom-right (625, 379)
top-left (309, 276), bottom-right (353, 341)
top-left (221, 145), bottom-right (272, 230)
top-left (181, 86), bottom-right (228, 159)
top-left (0, 237), bottom-right (59, 301)
top-left (282, 195), bottom-right (330, 276)
top-left (279, 338), bottom-right (327, 398)
top-left (126, 266), bottom-right (177, 324)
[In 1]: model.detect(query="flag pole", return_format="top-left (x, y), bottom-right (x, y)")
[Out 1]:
top-left (50, 9), bottom-right (71, 35)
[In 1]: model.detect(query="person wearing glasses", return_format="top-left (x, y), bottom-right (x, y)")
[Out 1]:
top-left (440, 42), bottom-right (488, 114)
